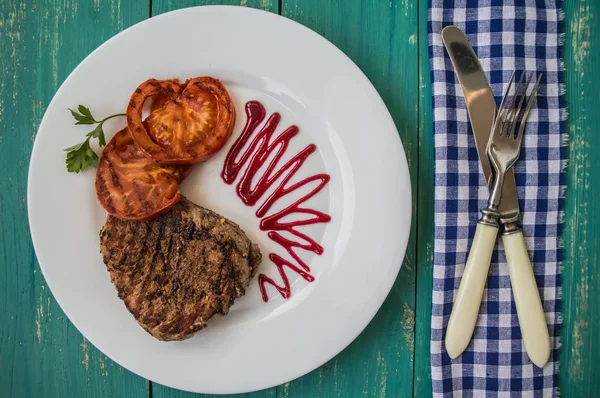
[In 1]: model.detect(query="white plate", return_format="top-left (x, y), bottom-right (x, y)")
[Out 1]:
top-left (28, 6), bottom-right (411, 394)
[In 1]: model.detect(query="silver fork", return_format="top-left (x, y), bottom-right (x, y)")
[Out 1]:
top-left (445, 71), bottom-right (542, 360)
top-left (480, 71), bottom-right (541, 227)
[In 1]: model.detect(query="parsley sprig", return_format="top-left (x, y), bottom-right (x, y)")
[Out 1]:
top-left (64, 105), bottom-right (125, 173)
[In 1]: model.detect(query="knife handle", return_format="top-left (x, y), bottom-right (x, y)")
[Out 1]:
top-left (445, 222), bottom-right (498, 358)
top-left (502, 230), bottom-right (551, 368)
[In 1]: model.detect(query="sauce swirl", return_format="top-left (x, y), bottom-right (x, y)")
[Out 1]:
top-left (221, 101), bottom-right (331, 301)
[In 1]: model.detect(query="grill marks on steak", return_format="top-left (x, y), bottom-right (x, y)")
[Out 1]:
top-left (100, 198), bottom-right (261, 341)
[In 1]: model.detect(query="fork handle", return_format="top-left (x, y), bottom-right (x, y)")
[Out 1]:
top-left (445, 222), bottom-right (498, 358)
top-left (502, 231), bottom-right (551, 368)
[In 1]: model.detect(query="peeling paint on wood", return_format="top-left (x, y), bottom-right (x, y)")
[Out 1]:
top-left (375, 352), bottom-right (387, 398)
top-left (259, 0), bottom-right (270, 11)
top-left (401, 303), bottom-right (415, 356)
top-left (35, 293), bottom-right (43, 343)
top-left (560, 0), bottom-right (599, 396)
top-left (99, 355), bottom-right (109, 377)
top-left (81, 337), bottom-right (90, 371)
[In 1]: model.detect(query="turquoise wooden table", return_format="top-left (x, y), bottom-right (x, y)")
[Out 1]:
top-left (0, 1), bottom-right (597, 396)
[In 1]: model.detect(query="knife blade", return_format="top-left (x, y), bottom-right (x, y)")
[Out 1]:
top-left (441, 26), bottom-right (519, 222)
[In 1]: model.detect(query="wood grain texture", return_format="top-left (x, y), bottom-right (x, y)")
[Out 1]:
top-left (412, 0), bottom-right (434, 395)
top-left (278, 1), bottom-right (419, 397)
top-left (151, 0), bottom-right (276, 16)
top-left (561, 0), bottom-right (600, 396)
top-left (0, 1), bottom-right (150, 397)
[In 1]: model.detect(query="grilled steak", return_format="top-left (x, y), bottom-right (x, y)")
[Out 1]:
top-left (99, 197), bottom-right (261, 341)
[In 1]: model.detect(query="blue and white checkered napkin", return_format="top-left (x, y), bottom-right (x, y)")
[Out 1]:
top-left (428, 0), bottom-right (566, 396)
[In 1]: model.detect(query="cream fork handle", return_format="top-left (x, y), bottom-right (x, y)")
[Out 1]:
top-left (502, 231), bottom-right (551, 368)
top-left (445, 223), bottom-right (498, 358)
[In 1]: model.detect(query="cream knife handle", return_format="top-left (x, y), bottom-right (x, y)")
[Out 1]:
top-left (445, 222), bottom-right (498, 358)
top-left (502, 231), bottom-right (551, 368)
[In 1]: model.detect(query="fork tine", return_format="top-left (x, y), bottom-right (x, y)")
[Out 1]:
top-left (516, 73), bottom-right (542, 143)
top-left (508, 72), bottom-right (534, 139)
top-left (502, 71), bottom-right (526, 136)
top-left (497, 71), bottom-right (515, 116)
top-left (495, 71), bottom-right (515, 132)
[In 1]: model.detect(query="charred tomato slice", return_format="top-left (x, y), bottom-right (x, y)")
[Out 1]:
top-left (95, 128), bottom-right (191, 221)
top-left (127, 77), bottom-right (235, 165)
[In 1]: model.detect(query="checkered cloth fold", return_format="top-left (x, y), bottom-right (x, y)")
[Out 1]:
top-left (428, 0), bottom-right (565, 396)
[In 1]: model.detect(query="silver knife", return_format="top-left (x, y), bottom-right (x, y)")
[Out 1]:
top-left (441, 26), bottom-right (550, 367)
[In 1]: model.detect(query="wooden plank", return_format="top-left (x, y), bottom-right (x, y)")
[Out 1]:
top-left (152, 385), bottom-right (276, 398)
top-left (0, 1), bottom-right (150, 397)
top-left (151, 0), bottom-right (277, 16)
top-left (277, 1), bottom-right (419, 397)
top-left (560, 0), bottom-right (600, 396)
top-left (412, 0), bottom-right (433, 395)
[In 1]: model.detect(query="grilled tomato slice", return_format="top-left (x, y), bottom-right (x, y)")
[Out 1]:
top-left (95, 128), bottom-right (191, 221)
top-left (127, 77), bottom-right (235, 165)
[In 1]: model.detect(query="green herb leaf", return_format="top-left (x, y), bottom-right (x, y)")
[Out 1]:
top-left (78, 105), bottom-right (94, 119)
top-left (65, 106), bottom-right (125, 173)
top-left (86, 123), bottom-right (106, 147)
top-left (64, 138), bottom-right (99, 173)
top-left (69, 106), bottom-right (96, 125)
top-left (64, 140), bottom-right (87, 153)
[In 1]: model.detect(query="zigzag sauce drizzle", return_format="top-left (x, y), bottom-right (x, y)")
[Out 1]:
top-left (221, 101), bottom-right (331, 302)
